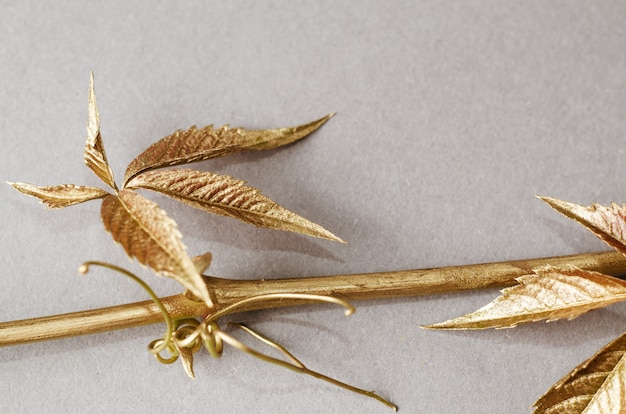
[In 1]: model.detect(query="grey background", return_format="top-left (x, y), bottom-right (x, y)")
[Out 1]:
top-left (1, 1), bottom-right (626, 413)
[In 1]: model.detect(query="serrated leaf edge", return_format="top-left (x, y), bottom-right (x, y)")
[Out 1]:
top-left (423, 267), bottom-right (626, 330)
top-left (126, 168), bottom-right (344, 243)
top-left (100, 190), bottom-right (212, 307)
top-left (84, 71), bottom-right (117, 190)
top-left (8, 181), bottom-right (110, 209)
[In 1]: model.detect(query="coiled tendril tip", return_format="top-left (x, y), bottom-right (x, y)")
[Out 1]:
top-left (76, 261), bottom-right (395, 410)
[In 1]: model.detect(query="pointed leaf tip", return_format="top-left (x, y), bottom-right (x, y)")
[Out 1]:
top-left (242, 113), bottom-right (335, 151)
top-left (539, 196), bottom-right (626, 256)
top-left (175, 343), bottom-right (196, 379)
top-left (84, 72), bottom-right (117, 190)
top-left (192, 252), bottom-right (213, 274)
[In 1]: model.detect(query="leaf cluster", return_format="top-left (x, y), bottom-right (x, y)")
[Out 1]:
top-left (9, 72), bottom-right (341, 308)
top-left (8, 73), bottom-right (401, 410)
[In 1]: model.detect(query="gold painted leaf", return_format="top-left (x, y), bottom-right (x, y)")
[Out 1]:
top-left (533, 330), bottom-right (626, 413)
top-left (100, 189), bottom-right (212, 306)
top-left (8, 182), bottom-right (109, 208)
top-left (126, 169), bottom-right (344, 242)
top-left (122, 114), bottom-right (333, 186)
top-left (423, 267), bottom-right (626, 330)
top-left (84, 72), bottom-right (117, 190)
top-left (539, 196), bottom-right (626, 256)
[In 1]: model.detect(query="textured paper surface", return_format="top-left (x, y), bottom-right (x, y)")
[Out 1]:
top-left (1, 2), bottom-right (626, 413)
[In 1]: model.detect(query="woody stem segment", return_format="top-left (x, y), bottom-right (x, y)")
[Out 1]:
top-left (2, 251), bottom-right (625, 346)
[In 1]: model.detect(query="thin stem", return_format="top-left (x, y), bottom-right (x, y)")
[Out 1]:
top-left (216, 327), bottom-right (398, 410)
top-left (80, 261), bottom-right (174, 354)
top-left (176, 293), bottom-right (354, 349)
top-left (230, 322), bottom-right (304, 367)
top-left (1, 251), bottom-right (625, 346)
top-left (205, 293), bottom-right (355, 323)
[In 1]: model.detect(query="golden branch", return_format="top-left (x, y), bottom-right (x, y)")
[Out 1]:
top-left (2, 250), bottom-right (625, 347)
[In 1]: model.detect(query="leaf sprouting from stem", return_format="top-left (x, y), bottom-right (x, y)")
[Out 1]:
top-left (192, 252), bottom-right (213, 274)
top-left (84, 71), bottom-right (117, 190)
top-left (423, 267), bottom-right (626, 330)
top-left (100, 189), bottom-right (212, 307)
top-left (539, 196), bottom-right (626, 256)
top-left (123, 114), bottom-right (333, 186)
top-left (7, 182), bottom-right (109, 208)
top-left (126, 169), bottom-right (344, 242)
top-left (533, 330), bottom-right (626, 413)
